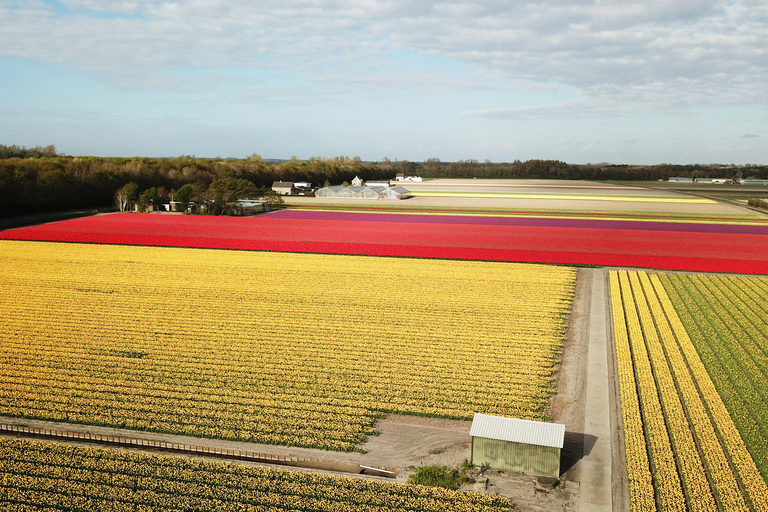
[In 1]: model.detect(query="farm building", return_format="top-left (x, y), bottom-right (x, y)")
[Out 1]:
top-left (337, 186), bottom-right (367, 198)
top-left (469, 413), bottom-right (565, 478)
top-left (382, 186), bottom-right (411, 199)
top-left (315, 185), bottom-right (345, 197)
top-left (668, 177), bottom-right (693, 183)
top-left (272, 181), bottom-right (296, 195)
top-left (695, 178), bottom-right (730, 184)
top-left (351, 176), bottom-right (364, 186)
top-left (365, 180), bottom-right (392, 187)
top-left (226, 199), bottom-right (267, 215)
top-left (312, 185), bottom-right (411, 200)
top-left (294, 181), bottom-right (313, 193)
top-left (742, 179), bottom-right (768, 186)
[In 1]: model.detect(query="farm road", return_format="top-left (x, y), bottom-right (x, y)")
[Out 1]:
top-left (560, 269), bottom-right (624, 512)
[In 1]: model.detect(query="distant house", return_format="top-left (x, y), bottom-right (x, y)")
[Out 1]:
top-left (272, 181), bottom-right (296, 195)
top-left (470, 413), bottom-right (565, 479)
top-left (351, 176), bottom-right (364, 187)
top-left (668, 177), bottom-right (693, 183)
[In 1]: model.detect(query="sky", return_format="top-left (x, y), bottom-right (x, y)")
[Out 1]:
top-left (0, 0), bottom-right (766, 164)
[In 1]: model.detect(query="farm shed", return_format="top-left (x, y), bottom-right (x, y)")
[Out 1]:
top-left (470, 413), bottom-right (565, 478)
top-left (668, 177), bottom-right (693, 183)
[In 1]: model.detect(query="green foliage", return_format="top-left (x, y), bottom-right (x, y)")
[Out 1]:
top-left (2, 149), bottom-right (767, 218)
top-left (262, 190), bottom-right (285, 210)
top-left (408, 462), bottom-right (475, 490)
top-left (115, 182), bottom-right (139, 211)
top-left (0, 144), bottom-right (58, 159)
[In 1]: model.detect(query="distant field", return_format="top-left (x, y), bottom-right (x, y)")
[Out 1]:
top-left (0, 241), bottom-right (575, 451)
top-left (287, 179), bottom-right (756, 215)
top-left (283, 200), bottom-right (767, 224)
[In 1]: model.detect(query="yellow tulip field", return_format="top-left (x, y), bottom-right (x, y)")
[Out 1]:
top-left (610, 270), bottom-right (768, 511)
top-left (0, 437), bottom-right (514, 511)
top-left (0, 240), bottom-right (576, 451)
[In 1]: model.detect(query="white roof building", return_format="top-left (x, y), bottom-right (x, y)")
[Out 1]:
top-left (470, 413), bottom-right (565, 477)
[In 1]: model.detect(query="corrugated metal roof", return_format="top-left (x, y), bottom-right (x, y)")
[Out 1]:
top-left (469, 413), bottom-right (565, 449)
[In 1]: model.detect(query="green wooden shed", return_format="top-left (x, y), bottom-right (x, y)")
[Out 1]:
top-left (470, 413), bottom-right (565, 478)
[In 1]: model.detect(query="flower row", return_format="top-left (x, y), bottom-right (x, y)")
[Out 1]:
top-left (0, 241), bottom-right (575, 451)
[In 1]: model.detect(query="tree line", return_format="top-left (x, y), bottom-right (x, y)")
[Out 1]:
top-left (1, 146), bottom-right (766, 217)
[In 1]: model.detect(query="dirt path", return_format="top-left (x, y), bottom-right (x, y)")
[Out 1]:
top-left (560, 269), bottom-right (616, 510)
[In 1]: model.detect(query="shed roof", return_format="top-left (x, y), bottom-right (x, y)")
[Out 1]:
top-left (469, 413), bottom-right (565, 449)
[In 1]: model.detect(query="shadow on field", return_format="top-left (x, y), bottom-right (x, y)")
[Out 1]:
top-left (560, 431), bottom-right (598, 475)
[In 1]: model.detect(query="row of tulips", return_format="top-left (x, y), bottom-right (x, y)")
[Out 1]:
top-left (0, 437), bottom-right (513, 511)
top-left (659, 273), bottom-right (768, 499)
top-left (610, 270), bottom-right (768, 511)
top-left (0, 241), bottom-right (575, 451)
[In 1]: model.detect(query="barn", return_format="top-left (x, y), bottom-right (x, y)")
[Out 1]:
top-left (469, 413), bottom-right (565, 478)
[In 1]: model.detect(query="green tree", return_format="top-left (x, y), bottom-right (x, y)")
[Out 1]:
top-left (173, 184), bottom-right (193, 211)
top-left (138, 187), bottom-right (157, 212)
top-left (114, 182), bottom-right (139, 212)
top-left (204, 177), bottom-right (259, 215)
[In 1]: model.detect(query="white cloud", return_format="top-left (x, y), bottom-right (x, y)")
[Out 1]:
top-left (1, 0), bottom-right (766, 116)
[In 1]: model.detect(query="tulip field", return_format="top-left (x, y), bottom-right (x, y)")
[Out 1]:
top-left (0, 437), bottom-right (513, 511)
top-left (3, 201), bottom-right (768, 511)
top-left (610, 270), bottom-right (768, 511)
top-left (659, 273), bottom-right (768, 482)
top-left (2, 210), bottom-right (768, 273)
top-left (0, 239), bottom-right (575, 452)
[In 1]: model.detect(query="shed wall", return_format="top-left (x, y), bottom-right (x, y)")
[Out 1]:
top-left (471, 437), bottom-right (560, 478)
